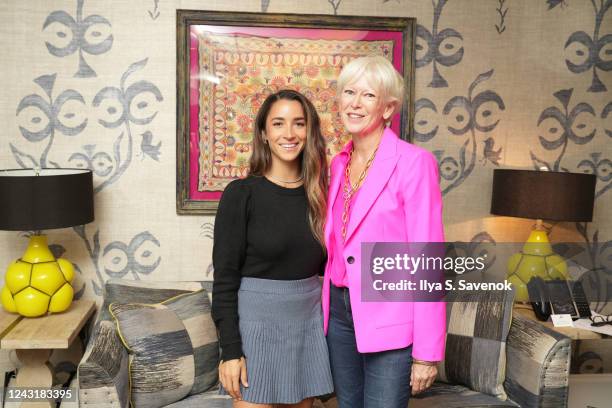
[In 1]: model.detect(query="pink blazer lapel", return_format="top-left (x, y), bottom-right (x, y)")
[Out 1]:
top-left (344, 128), bottom-right (399, 243)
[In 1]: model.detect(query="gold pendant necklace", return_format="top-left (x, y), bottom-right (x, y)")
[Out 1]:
top-left (341, 145), bottom-right (379, 240)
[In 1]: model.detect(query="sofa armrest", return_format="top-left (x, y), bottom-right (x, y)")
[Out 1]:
top-left (504, 314), bottom-right (571, 408)
top-left (77, 320), bottom-right (129, 408)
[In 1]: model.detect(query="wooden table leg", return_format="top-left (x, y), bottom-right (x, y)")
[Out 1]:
top-left (15, 349), bottom-right (53, 408)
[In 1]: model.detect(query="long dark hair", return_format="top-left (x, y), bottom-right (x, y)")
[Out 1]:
top-left (249, 89), bottom-right (328, 247)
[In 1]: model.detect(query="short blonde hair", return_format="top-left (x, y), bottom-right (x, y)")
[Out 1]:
top-left (336, 56), bottom-right (405, 115)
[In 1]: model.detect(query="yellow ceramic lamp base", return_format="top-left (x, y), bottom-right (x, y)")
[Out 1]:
top-left (506, 227), bottom-right (569, 302)
top-left (1, 235), bottom-right (74, 317)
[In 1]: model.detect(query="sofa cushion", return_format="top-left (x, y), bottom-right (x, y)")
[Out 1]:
top-left (409, 383), bottom-right (519, 408)
top-left (98, 279), bottom-right (205, 323)
top-left (162, 387), bottom-right (232, 408)
top-left (437, 288), bottom-right (515, 400)
top-left (110, 289), bottom-right (219, 408)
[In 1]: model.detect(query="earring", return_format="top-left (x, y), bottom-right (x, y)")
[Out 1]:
top-left (263, 139), bottom-right (268, 144)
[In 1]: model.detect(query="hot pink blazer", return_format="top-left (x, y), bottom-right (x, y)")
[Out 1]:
top-left (322, 128), bottom-right (446, 361)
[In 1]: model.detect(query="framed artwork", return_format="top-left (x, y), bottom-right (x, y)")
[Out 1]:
top-left (177, 10), bottom-right (416, 214)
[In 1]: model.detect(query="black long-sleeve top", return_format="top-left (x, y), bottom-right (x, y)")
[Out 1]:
top-left (211, 176), bottom-right (325, 361)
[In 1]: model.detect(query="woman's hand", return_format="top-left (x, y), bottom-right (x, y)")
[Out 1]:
top-left (410, 362), bottom-right (437, 395)
top-left (219, 357), bottom-right (248, 400)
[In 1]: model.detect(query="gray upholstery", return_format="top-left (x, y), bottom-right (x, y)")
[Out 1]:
top-left (437, 289), bottom-right (515, 399)
top-left (504, 314), bottom-right (571, 408)
top-left (78, 279), bottom-right (571, 408)
top-left (409, 383), bottom-right (519, 408)
top-left (163, 388), bottom-right (232, 408)
top-left (410, 314), bottom-right (571, 408)
top-left (78, 320), bottom-right (129, 407)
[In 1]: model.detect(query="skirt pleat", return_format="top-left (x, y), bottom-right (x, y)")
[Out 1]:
top-left (220, 276), bottom-right (333, 404)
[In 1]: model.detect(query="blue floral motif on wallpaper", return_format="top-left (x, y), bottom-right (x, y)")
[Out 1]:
top-left (530, 88), bottom-right (610, 199)
top-left (548, 0), bottom-right (612, 92)
top-left (448, 231), bottom-right (497, 274)
top-left (201, 223), bottom-right (214, 280)
top-left (416, 0), bottom-right (464, 88)
top-left (200, 222), bottom-right (214, 240)
top-left (528, 85), bottom-right (611, 325)
top-left (148, 0), bottom-right (160, 20)
top-left (78, 59), bottom-right (163, 294)
top-left (414, 98), bottom-right (439, 143)
top-left (416, 70), bottom-right (505, 195)
top-left (578, 153), bottom-right (612, 197)
top-left (546, 0), bottom-right (568, 8)
top-left (74, 227), bottom-right (162, 295)
top-left (328, 0), bottom-right (342, 14)
top-left (102, 232), bottom-right (161, 279)
top-left (574, 223), bottom-right (611, 314)
top-left (602, 100), bottom-right (612, 137)
top-left (14, 59), bottom-right (163, 192)
top-left (495, 0), bottom-right (509, 34)
top-left (43, 0), bottom-right (113, 78)
top-left (69, 145), bottom-right (113, 178)
top-left (139, 131), bottom-right (162, 161)
top-left (531, 89), bottom-right (596, 170)
top-left (86, 58), bottom-right (163, 192)
top-left (12, 57), bottom-right (164, 295)
top-left (13, 74), bottom-right (87, 168)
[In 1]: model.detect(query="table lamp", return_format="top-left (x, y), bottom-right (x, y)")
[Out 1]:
top-left (0, 168), bottom-right (94, 317)
top-left (490, 169), bottom-right (596, 302)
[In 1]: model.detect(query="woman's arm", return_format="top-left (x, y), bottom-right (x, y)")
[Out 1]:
top-left (401, 150), bottom-right (446, 362)
top-left (400, 150), bottom-right (445, 395)
top-left (211, 180), bottom-right (249, 362)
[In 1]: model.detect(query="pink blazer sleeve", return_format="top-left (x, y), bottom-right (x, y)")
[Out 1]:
top-left (401, 151), bottom-right (446, 362)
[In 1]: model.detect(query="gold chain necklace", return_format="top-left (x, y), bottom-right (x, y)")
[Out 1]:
top-left (341, 145), bottom-right (379, 240)
top-left (266, 174), bottom-right (304, 185)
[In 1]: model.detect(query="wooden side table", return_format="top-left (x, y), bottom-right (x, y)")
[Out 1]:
top-left (0, 300), bottom-right (96, 408)
top-left (513, 304), bottom-right (603, 340)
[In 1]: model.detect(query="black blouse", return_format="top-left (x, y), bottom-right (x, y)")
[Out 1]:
top-left (211, 176), bottom-right (325, 361)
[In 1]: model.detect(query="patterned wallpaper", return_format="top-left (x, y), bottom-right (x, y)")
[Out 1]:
top-left (0, 0), bottom-right (610, 370)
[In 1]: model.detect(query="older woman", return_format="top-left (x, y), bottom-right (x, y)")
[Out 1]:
top-left (322, 56), bottom-right (446, 408)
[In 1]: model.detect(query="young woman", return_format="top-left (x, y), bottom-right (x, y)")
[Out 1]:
top-left (212, 89), bottom-right (333, 408)
top-left (323, 56), bottom-right (446, 408)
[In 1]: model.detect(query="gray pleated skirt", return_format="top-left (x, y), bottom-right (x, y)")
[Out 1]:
top-left (221, 275), bottom-right (334, 404)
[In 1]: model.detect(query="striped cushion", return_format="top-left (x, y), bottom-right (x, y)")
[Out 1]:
top-left (437, 289), bottom-right (515, 400)
top-left (100, 279), bottom-right (205, 323)
top-left (109, 290), bottom-right (219, 408)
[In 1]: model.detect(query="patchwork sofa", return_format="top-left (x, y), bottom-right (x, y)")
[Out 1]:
top-left (77, 279), bottom-right (571, 407)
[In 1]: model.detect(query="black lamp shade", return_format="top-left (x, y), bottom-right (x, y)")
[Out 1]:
top-left (0, 168), bottom-right (94, 231)
top-left (491, 169), bottom-right (596, 222)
